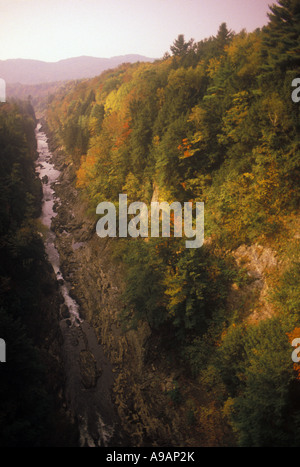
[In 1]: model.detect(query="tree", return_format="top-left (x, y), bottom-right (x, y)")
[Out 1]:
top-left (122, 239), bottom-right (168, 331)
top-left (215, 23), bottom-right (234, 52)
top-left (229, 318), bottom-right (297, 446)
top-left (170, 34), bottom-right (195, 57)
top-left (262, 0), bottom-right (300, 71)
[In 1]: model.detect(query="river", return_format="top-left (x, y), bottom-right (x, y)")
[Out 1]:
top-left (35, 122), bottom-right (123, 447)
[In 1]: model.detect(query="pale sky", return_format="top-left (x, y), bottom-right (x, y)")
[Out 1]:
top-left (0, 0), bottom-right (274, 62)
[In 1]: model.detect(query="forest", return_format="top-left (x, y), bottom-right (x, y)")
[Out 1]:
top-left (0, 0), bottom-right (299, 447)
top-left (45, 0), bottom-right (300, 446)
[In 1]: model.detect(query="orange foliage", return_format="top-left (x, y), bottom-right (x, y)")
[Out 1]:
top-left (178, 138), bottom-right (193, 159)
top-left (114, 119), bottom-right (132, 149)
top-left (76, 165), bottom-right (87, 188)
top-left (76, 150), bottom-right (97, 188)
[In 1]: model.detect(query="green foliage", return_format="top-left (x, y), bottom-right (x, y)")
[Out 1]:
top-left (272, 260), bottom-right (300, 323)
top-left (224, 318), bottom-right (297, 446)
top-left (262, 0), bottom-right (300, 72)
top-left (121, 238), bottom-right (169, 330)
top-left (170, 34), bottom-right (195, 58)
top-left (164, 246), bottom-right (235, 337)
top-left (120, 238), bottom-right (236, 365)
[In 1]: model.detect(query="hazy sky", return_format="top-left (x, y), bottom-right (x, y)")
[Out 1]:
top-left (0, 0), bottom-right (274, 62)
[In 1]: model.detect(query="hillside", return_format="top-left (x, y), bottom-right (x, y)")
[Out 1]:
top-left (0, 54), bottom-right (155, 85)
top-left (43, 3), bottom-right (300, 447)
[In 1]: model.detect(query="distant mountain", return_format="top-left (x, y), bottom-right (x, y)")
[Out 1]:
top-left (0, 55), bottom-right (156, 85)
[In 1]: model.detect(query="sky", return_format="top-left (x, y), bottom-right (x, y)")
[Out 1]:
top-left (0, 0), bottom-right (275, 62)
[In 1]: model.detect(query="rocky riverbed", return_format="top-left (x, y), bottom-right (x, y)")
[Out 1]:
top-left (36, 123), bottom-right (128, 447)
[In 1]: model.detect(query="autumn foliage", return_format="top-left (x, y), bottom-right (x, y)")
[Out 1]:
top-left (46, 6), bottom-right (300, 446)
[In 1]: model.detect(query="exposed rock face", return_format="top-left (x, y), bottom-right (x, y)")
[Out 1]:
top-left (229, 243), bottom-right (279, 323)
top-left (79, 350), bottom-right (101, 389)
top-left (233, 244), bottom-right (278, 279)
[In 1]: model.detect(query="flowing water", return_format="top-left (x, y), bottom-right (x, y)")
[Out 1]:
top-left (35, 123), bottom-right (121, 447)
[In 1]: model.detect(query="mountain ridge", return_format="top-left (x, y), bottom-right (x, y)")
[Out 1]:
top-left (0, 54), bottom-right (156, 85)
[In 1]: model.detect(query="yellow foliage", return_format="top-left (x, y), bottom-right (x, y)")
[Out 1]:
top-left (207, 57), bottom-right (222, 78)
top-left (226, 31), bottom-right (262, 76)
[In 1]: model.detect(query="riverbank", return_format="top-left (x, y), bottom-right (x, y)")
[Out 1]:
top-left (36, 122), bottom-right (127, 447)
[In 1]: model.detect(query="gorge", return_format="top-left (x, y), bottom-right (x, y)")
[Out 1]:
top-left (1, 1), bottom-right (300, 446)
top-left (35, 122), bottom-right (125, 447)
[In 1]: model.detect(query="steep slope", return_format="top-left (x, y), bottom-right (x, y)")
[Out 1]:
top-left (44, 9), bottom-right (300, 447)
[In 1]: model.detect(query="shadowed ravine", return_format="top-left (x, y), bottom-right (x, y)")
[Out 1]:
top-left (35, 123), bottom-right (123, 447)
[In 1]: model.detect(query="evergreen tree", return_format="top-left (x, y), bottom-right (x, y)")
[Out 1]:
top-left (262, 0), bottom-right (300, 71)
top-left (215, 22), bottom-right (234, 52)
top-left (170, 34), bottom-right (195, 57)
